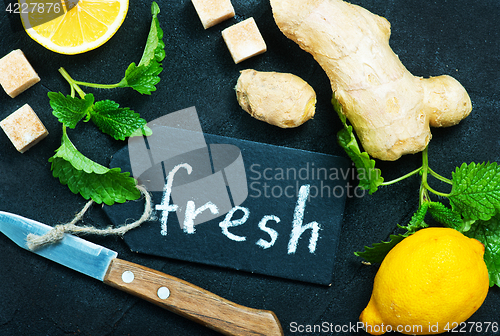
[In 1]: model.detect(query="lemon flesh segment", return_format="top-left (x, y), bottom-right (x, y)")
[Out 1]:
top-left (19, 0), bottom-right (129, 55)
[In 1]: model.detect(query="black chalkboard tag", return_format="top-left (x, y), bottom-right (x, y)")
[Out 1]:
top-left (104, 131), bottom-right (351, 286)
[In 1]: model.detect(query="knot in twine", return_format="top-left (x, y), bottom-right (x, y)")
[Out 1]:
top-left (26, 185), bottom-right (153, 250)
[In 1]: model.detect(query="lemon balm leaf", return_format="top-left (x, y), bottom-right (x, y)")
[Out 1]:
top-left (333, 94), bottom-right (383, 194)
top-left (45, 3), bottom-right (162, 206)
top-left (49, 91), bottom-right (149, 141)
top-left (118, 2), bottom-right (164, 94)
top-left (449, 162), bottom-right (500, 221)
top-left (355, 234), bottom-right (406, 264)
top-left (89, 100), bottom-right (147, 140)
top-left (48, 92), bottom-right (94, 128)
top-left (50, 158), bottom-right (140, 205)
top-left (464, 214), bottom-right (500, 287)
top-left (401, 202), bottom-right (429, 233)
top-left (427, 202), bottom-right (466, 231)
top-left (120, 61), bottom-right (163, 95)
top-left (49, 127), bottom-right (141, 205)
top-left (138, 2), bottom-right (165, 67)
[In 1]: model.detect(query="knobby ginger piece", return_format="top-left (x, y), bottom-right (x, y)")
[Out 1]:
top-left (270, 0), bottom-right (472, 161)
top-left (0, 104), bottom-right (49, 153)
top-left (191, 0), bottom-right (235, 29)
top-left (422, 75), bottom-right (472, 128)
top-left (236, 69), bottom-right (316, 128)
top-left (0, 49), bottom-right (40, 98)
top-left (222, 18), bottom-right (267, 64)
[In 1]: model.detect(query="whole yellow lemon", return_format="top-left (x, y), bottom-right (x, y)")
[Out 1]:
top-left (359, 227), bottom-right (489, 335)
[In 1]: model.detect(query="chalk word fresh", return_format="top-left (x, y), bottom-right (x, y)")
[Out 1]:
top-left (155, 163), bottom-right (320, 254)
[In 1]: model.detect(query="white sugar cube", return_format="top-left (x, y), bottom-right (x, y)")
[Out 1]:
top-left (222, 18), bottom-right (267, 64)
top-left (0, 49), bottom-right (40, 98)
top-left (1, 104), bottom-right (48, 153)
top-left (192, 0), bottom-right (235, 29)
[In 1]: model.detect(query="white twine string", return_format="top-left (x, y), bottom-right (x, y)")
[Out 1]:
top-left (26, 185), bottom-right (153, 250)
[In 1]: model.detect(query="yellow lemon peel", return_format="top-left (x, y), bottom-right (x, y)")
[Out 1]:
top-left (360, 227), bottom-right (489, 335)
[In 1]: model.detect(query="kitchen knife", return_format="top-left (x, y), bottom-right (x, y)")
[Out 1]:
top-left (0, 211), bottom-right (284, 336)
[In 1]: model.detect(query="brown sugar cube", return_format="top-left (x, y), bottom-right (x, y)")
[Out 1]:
top-left (222, 18), bottom-right (267, 64)
top-left (0, 104), bottom-right (48, 153)
top-left (0, 49), bottom-right (40, 98)
top-left (192, 0), bottom-right (235, 29)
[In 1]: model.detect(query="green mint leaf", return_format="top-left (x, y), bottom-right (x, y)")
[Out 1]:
top-left (49, 128), bottom-right (141, 205)
top-left (89, 100), bottom-right (147, 141)
top-left (118, 2), bottom-right (164, 94)
top-left (401, 203), bottom-right (429, 233)
top-left (355, 234), bottom-right (406, 264)
top-left (120, 61), bottom-right (162, 95)
top-left (449, 162), bottom-right (500, 221)
top-left (464, 214), bottom-right (500, 287)
top-left (427, 201), bottom-right (465, 231)
top-left (48, 92), bottom-right (94, 128)
top-left (333, 94), bottom-right (383, 194)
top-left (138, 2), bottom-right (165, 67)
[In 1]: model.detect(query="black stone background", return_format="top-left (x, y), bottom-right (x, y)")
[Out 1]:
top-left (0, 0), bottom-right (499, 335)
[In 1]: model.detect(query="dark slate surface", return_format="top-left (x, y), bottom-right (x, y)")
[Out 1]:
top-left (0, 0), bottom-right (499, 335)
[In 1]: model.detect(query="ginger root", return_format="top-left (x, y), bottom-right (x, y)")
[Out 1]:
top-left (236, 69), bottom-right (316, 128)
top-left (270, 0), bottom-right (472, 160)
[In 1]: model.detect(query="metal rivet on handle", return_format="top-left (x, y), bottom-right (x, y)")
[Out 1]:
top-left (157, 286), bottom-right (170, 300)
top-left (122, 271), bottom-right (135, 283)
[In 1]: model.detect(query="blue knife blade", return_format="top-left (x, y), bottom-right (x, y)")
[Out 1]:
top-left (0, 211), bottom-right (283, 336)
top-left (0, 211), bottom-right (117, 281)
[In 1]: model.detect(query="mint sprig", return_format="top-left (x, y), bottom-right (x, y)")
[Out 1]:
top-left (49, 127), bottom-right (141, 205)
top-left (335, 94), bottom-right (500, 286)
top-left (117, 2), bottom-right (164, 94)
top-left (58, 2), bottom-right (164, 95)
top-left (47, 2), bottom-right (163, 204)
top-left (351, 147), bottom-right (500, 285)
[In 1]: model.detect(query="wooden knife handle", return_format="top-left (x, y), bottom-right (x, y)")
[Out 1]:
top-left (103, 258), bottom-right (284, 336)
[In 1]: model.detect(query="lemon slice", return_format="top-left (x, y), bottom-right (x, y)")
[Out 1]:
top-left (19, 0), bottom-right (129, 55)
